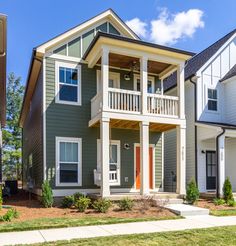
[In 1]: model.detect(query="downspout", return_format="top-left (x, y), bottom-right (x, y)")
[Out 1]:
top-left (216, 127), bottom-right (226, 198)
top-left (189, 76), bottom-right (198, 185)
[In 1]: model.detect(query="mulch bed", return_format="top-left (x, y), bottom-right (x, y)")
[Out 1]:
top-left (197, 199), bottom-right (235, 211)
top-left (0, 190), bottom-right (176, 222)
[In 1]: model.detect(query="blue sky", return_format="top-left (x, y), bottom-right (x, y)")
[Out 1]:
top-left (1, 0), bottom-right (236, 85)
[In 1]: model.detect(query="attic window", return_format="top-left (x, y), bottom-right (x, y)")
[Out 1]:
top-left (208, 89), bottom-right (217, 111)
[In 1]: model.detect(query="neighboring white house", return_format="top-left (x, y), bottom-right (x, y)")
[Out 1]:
top-left (164, 29), bottom-right (236, 196)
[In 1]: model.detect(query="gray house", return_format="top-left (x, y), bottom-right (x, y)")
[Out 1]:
top-left (19, 9), bottom-right (193, 198)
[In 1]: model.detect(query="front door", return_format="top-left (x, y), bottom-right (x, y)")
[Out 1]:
top-left (206, 151), bottom-right (217, 190)
top-left (135, 146), bottom-right (153, 189)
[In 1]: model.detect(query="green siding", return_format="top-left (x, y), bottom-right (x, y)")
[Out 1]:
top-left (22, 68), bottom-right (44, 190)
top-left (54, 44), bottom-right (67, 56)
top-left (68, 37), bottom-right (81, 58)
top-left (155, 134), bottom-right (163, 189)
top-left (109, 23), bottom-right (120, 35)
top-left (45, 58), bottom-right (163, 190)
top-left (82, 29), bottom-right (94, 55)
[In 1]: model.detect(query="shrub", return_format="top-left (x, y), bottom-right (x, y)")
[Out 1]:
top-left (213, 198), bottom-right (225, 206)
top-left (75, 197), bottom-right (91, 212)
top-left (73, 192), bottom-right (85, 201)
top-left (0, 184), bottom-right (3, 210)
top-left (0, 208), bottom-right (19, 222)
top-left (41, 181), bottom-right (53, 208)
top-left (61, 196), bottom-right (75, 208)
top-left (118, 197), bottom-right (134, 211)
top-left (186, 179), bottom-right (200, 204)
top-left (92, 199), bottom-right (112, 213)
top-left (223, 177), bottom-right (233, 203)
top-left (228, 199), bottom-right (236, 207)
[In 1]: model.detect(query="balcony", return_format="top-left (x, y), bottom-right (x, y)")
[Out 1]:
top-left (91, 88), bottom-right (179, 119)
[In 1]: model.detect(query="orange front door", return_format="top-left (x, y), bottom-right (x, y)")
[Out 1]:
top-left (135, 146), bottom-right (153, 189)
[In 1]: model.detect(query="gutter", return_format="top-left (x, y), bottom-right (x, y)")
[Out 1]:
top-left (216, 128), bottom-right (226, 198)
top-left (189, 76), bottom-right (198, 185)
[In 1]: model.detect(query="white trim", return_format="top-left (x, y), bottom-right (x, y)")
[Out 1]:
top-left (133, 143), bottom-right (155, 190)
top-left (55, 61), bottom-right (81, 106)
top-left (97, 139), bottom-right (121, 186)
top-left (161, 132), bottom-right (164, 192)
top-left (55, 137), bottom-right (82, 187)
top-left (96, 70), bottom-right (120, 93)
top-left (52, 189), bottom-right (99, 197)
top-left (43, 56), bottom-right (46, 181)
top-left (133, 74), bottom-right (155, 93)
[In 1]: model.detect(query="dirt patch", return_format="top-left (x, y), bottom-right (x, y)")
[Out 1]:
top-left (197, 199), bottom-right (235, 211)
top-left (1, 190), bottom-right (176, 222)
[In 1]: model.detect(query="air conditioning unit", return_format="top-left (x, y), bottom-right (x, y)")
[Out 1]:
top-left (93, 169), bottom-right (101, 186)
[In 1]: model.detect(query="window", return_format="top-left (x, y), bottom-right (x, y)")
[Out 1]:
top-left (96, 71), bottom-right (120, 93)
top-left (208, 89), bottom-right (217, 111)
top-left (97, 139), bottom-right (120, 186)
top-left (134, 75), bottom-right (155, 93)
top-left (56, 137), bottom-right (82, 186)
top-left (55, 62), bottom-right (81, 105)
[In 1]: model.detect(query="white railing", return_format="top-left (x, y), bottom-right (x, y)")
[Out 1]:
top-left (91, 93), bottom-right (102, 118)
top-left (93, 169), bottom-right (118, 186)
top-left (147, 94), bottom-right (179, 117)
top-left (108, 88), bottom-right (141, 113)
top-left (109, 170), bottom-right (118, 183)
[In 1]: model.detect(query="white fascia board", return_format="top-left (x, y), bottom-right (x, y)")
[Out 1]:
top-left (36, 10), bottom-right (139, 54)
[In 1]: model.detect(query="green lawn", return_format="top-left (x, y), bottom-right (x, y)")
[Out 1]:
top-left (0, 215), bottom-right (181, 233)
top-left (29, 226), bottom-right (236, 246)
top-left (210, 209), bottom-right (236, 216)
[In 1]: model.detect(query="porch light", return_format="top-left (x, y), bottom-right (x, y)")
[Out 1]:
top-left (124, 73), bottom-right (131, 81)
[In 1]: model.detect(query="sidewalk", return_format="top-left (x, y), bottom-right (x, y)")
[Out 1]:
top-left (1, 215), bottom-right (236, 245)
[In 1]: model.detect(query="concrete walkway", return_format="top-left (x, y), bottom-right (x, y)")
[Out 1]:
top-left (1, 215), bottom-right (236, 245)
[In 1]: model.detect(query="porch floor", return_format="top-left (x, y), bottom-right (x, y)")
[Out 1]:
top-left (88, 192), bottom-right (184, 201)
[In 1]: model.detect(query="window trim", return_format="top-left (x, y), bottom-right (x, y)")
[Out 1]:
top-left (133, 74), bottom-right (155, 93)
top-left (96, 70), bottom-right (120, 93)
top-left (207, 88), bottom-right (218, 112)
top-left (55, 137), bottom-right (82, 187)
top-left (97, 139), bottom-right (121, 186)
top-left (55, 61), bottom-right (81, 106)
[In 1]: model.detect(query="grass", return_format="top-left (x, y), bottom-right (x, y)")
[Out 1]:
top-left (0, 215), bottom-right (181, 233)
top-left (210, 209), bottom-right (236, 216)
top-left (28, 226), bottom-right (236, 246)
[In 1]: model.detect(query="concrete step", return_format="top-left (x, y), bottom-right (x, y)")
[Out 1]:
top-left (154, 198), bottom-right (183, 205)
top-left (164, 204), bottom-right (209, 217)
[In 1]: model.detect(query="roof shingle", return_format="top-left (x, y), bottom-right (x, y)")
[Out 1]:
top-left (220, 64), bottom-right (236, 82)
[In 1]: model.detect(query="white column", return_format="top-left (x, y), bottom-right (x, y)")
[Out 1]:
top-left (101, 47), bottom-right (109, 111)
top-left (140, 56), bottom-right (148, 114)
top-left (177, 63), bottom-right (185, 119)
top-left (176, 125), bottom-right (186, 195)
top-left (218, 134), bottom-right (225, 197)
top-left (140, 121), bottom-right (150, 195)
top-left (100, 117), bottom-right (110, 197)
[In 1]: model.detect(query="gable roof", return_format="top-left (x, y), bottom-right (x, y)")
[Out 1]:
top-left (0, 14), bottom-right (7, 127)
top-left (220, 64), bottom-right (236, 82)
top-left (164, 28), bottom-right (236, 91)
top-left (36, 9), bottom-right (140, 54)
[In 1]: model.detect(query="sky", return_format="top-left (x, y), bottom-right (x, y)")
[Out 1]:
top-left (1, 0), bottom-right (236, 85)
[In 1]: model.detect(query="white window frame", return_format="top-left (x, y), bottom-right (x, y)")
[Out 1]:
top-left (133, 74), bottom-right (155, 93)
top-left (97, 139), bottom-right (121, 186)
top-left (96, 70), bottom-right (120, 93)
top-left (56, 137), bottom-right (82, 187)
top-left (207, 87), bottom-right (218, 112)
top-left (55, 61), bottom-right (81, 106)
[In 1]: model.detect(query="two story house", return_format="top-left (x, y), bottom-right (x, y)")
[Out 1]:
top-left (19, 9), bottom-right (193, 198)
top-left (165, 29), bottom-right (236, 197)
top-left (0, 14), bottom-right (7, 183)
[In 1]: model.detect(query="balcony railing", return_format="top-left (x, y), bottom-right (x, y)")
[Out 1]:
top-left (91, 88), bottom-right (179, 118)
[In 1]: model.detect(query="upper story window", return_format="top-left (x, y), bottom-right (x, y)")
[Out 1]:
top-left (134, 74), bottom-right (155, 93)
top-left (208, 89), bottom-right (218, 111)
top-left (96, 70), bottom-right (120, 93)
top-left (55, 62), bottom-right (81, 105)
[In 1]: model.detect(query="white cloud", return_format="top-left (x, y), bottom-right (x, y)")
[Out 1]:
top-left (126, 8), bottom-right (204, 46)
top-left (125, 18), bottom-right (148, 38)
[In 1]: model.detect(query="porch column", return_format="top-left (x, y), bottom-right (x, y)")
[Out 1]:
top-left (100, 117), bottom-right (110, 197)
top-left (140, 56), bottom-right (148, 114)
top-left (140, 121), bottom-right (150, 195)
top-left (176, 125), bottom-right (186, 195)
top-left (101, 47), bottom-right (109, 111)
top-left (177, 62), bottom-right (185, 119)
top-left (218, 134), bottom-right (225, 197)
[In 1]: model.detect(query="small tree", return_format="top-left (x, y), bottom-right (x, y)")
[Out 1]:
top-left (41, 181), bottom-right (53, 208)
top-left (186, 179), bottom-right (199, 204)
top-left (223, 177), bottom-right (233, 203)
top-left (0, 185), bottom-right (3, 210)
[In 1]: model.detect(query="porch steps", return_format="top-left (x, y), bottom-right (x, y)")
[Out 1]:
top-left (164, 204), bottom-right (209, 217)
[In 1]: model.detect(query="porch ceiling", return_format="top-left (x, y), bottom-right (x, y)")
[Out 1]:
top-left (92, 119), bottom-right (176, 132)
top-left (97, 53), bottom-right (171, 74)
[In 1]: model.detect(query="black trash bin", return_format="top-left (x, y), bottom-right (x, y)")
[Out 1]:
top-left (5, 180), bottom-right (18, 195)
